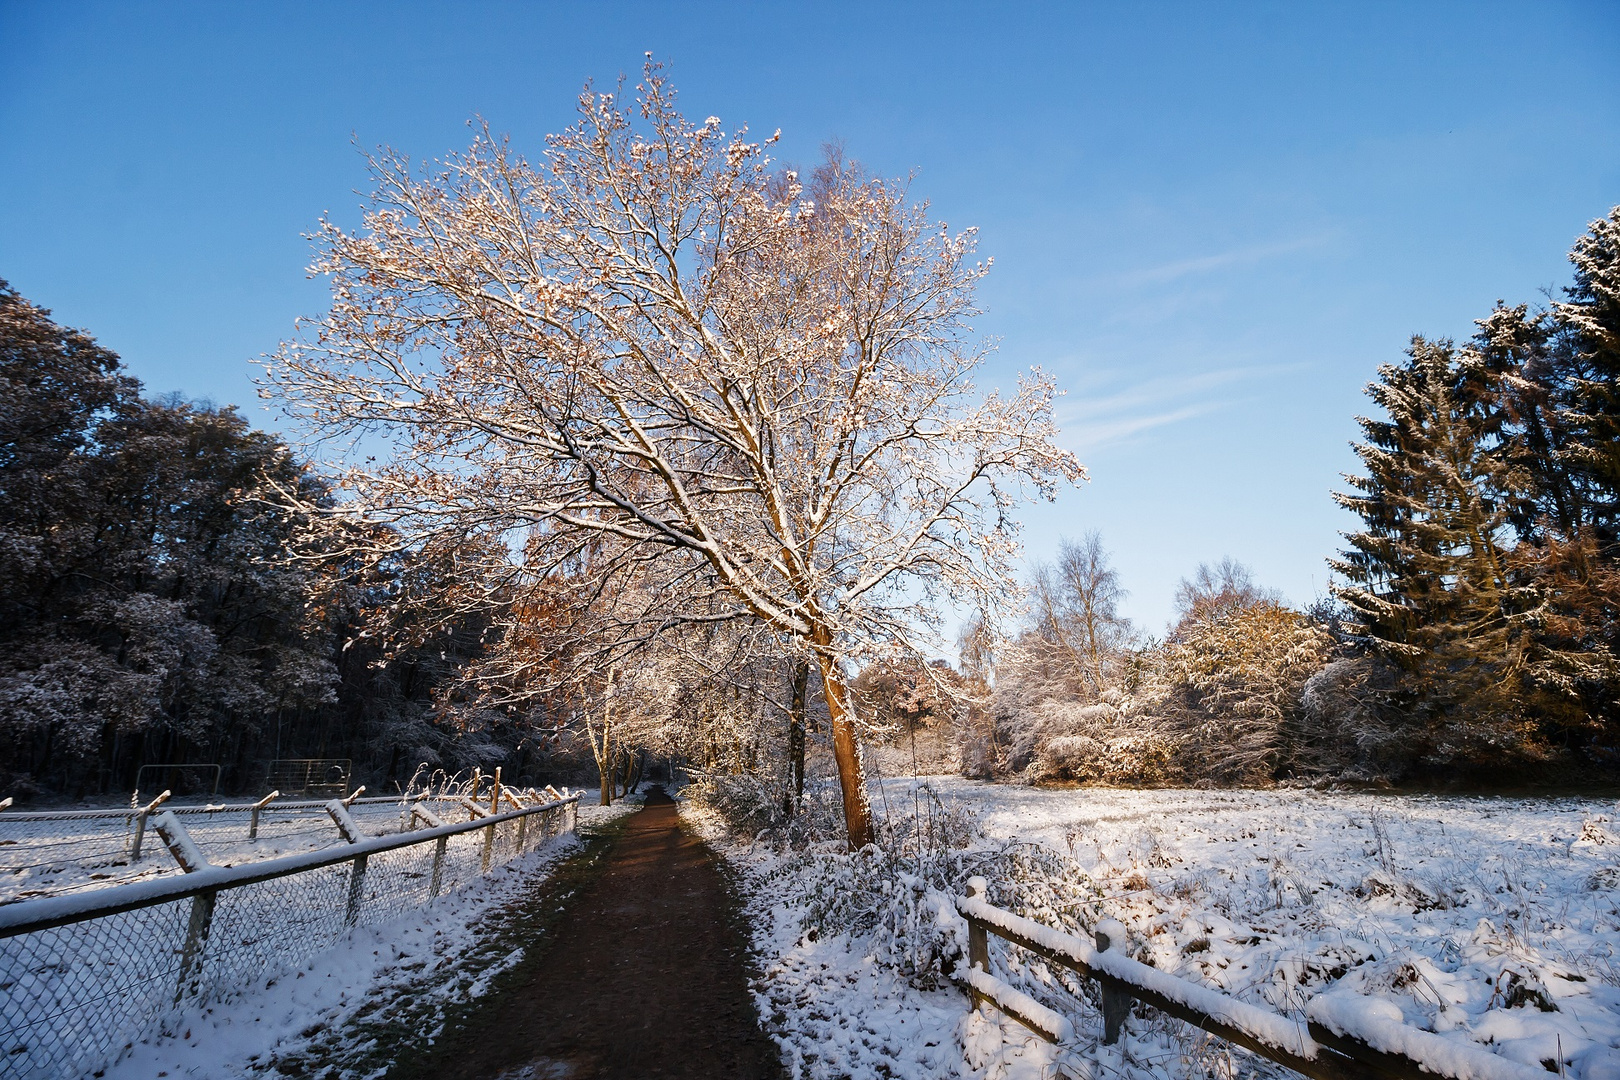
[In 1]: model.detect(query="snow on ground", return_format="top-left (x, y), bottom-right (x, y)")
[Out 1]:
top-left (692, 805), bottom-right (1077, 1080)
top-left (93, 797), bottom-right (635, 1080)
top-left (705, 779), bottom-right (1620, 1080)
top-left (747, 897), bottom-right (971, 1080)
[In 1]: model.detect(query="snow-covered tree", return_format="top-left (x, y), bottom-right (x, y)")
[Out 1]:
top-left (1172, 557), bottom-right (1279, 626)
top-left (1553, 206), bottom-right (1620, 543)
top-left (1027, 532), bottom-right (1133, 694)
top-left (1157, 599), bottom-right (1336, 782)
top-left (0, 285), bottom-right (343, 794)
top-left (1330, 339), bottom-right (1529, 691)
top-left (266, 64), bottom-right (1082, 845)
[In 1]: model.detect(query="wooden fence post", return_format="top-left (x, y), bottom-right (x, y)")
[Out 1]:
top-left (412, 804), bottom-right (446, 829)
top-left (174, 890), bottom-right (217, 1003)
top-left (248, 790), bottom-right (279, 840)
top-left (154, 811), bottom-right (216, 1004)
top-left (129, 789), bottom-right (171, 861)
top-left (345, 854), bottom-right (368, 927)
top-left (965, 876), bottom-right (990, 971)
top-left (430, 835), bottom-right (448, 899)
top-left (965, 875), bottom-right (990, 1013)
top-left (153, 812), bottom-right (211, 873)
top-left (481, 768), bottom-right (503, 871)
top-left (1094, 920), bottom-right (1132, 1045)
top-left (326, 800), bottom-right (364, 844)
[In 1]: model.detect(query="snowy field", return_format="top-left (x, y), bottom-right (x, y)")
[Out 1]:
top-left (706, 779), bottom-right (1620, 1080)
top-left (92, 798), bottom-right (635, 1080)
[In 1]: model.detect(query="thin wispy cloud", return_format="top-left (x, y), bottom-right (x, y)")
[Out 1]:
top-left (1061, 403), bottom-right (1217, 452)
top-left (1109, 232), bottom-right (1340, 289)
top-left (1052, 363), bottom-right (1297, 453)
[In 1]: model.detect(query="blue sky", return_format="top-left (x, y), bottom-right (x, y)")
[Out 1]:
top-left (2, 1), bottom-right (1617, 631)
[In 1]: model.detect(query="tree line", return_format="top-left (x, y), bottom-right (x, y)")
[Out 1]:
top-left (2, 68), bottom-right (1613, 812)
top-left (971, 207), bottom-right (1620, 788)
top-left (0, 282), bottom-right (576, 799)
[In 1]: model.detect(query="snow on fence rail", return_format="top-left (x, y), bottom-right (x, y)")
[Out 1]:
top-left (0, 793), bottom-right (579, 1080)
top-left (956, 878), bottom-right (1547, 1080)
top-left (0, 790), bottom-right (553, 902)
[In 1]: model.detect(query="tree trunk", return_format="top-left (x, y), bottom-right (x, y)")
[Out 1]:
top-left (787, 659), bottom-right (808, 811)
top-left (615, 746), bottom-right (633, 799)
top-left (594, 674), bottom-right (615, 806)
top-left (812, 645), bottom-right (873, 849)
top-left (594, 730), bottom-right (614, 806)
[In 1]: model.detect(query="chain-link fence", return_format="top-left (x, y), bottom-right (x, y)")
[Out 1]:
top-left (0, 795), bottom-right (579, 1080)
top-left (0, 792), bottom-right (559, 902)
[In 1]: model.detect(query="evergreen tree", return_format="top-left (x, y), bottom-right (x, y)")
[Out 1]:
top-left (1470, 303), bottom-right (1576, 541)
top-left (1551, 206), bottom-right (1620, 544)
top-left (1331, 337), bottom-right (1542, 755)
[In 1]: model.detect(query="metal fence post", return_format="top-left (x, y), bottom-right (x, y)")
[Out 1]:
top-left (1095, 921), bottom-right (1132, 1045)
top-left (345, 854), bottom-right (368, 927)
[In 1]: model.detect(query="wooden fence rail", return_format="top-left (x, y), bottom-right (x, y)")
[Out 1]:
top-left (956, 878), bottom-right (1546, 1080)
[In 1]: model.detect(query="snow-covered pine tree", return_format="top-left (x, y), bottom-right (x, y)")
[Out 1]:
top-left (1552, 206), bottom-right (1620, 545)
top-left (1476, 208), bottom-right (1620, 739)
top-left (1331, 336), bottom-right (1543, 755)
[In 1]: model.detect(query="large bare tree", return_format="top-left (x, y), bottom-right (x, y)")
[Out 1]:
top-left (266, 64), bottom-right (1082, 846)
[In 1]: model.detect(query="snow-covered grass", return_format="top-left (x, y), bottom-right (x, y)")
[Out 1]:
top-left (684, 789), bottom-right (987, 1080)
top-left (700, 778), bottom-right (1620, 1080)
top-left (95, 795), bottom-right (637, 1080)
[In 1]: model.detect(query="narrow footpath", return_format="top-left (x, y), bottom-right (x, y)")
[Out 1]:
top-left (395, 787), bottom-right (786, 1080)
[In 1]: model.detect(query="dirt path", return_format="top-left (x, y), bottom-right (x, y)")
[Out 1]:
top-left (392, 787), bottom-right (786, 1080)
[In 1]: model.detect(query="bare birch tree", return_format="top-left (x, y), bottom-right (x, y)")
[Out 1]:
top-left (265, 63), bottom-right (1082, 846)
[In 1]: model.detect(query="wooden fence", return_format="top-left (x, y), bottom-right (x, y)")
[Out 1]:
top-left (957, 877), bottom-right (1547, 1080)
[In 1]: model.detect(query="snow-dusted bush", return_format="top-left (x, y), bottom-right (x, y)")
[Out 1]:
top-left (1034, 733), bottom-right (1105, 777)
top-left (737, 780), bottom-right (1111, 998)
top-left (994, 592), bottom-right (1348, 787)
top-left (684, 769), bottom-right (799, 837)
top-left (776, 843), bottom-right (975, 988)
top-left (1295, 656), bottom-right (1417, 781)
top-left (774, 833), bottom-right (1109, 993)
top-left (1036, 731), bottom-right (1176, 785)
